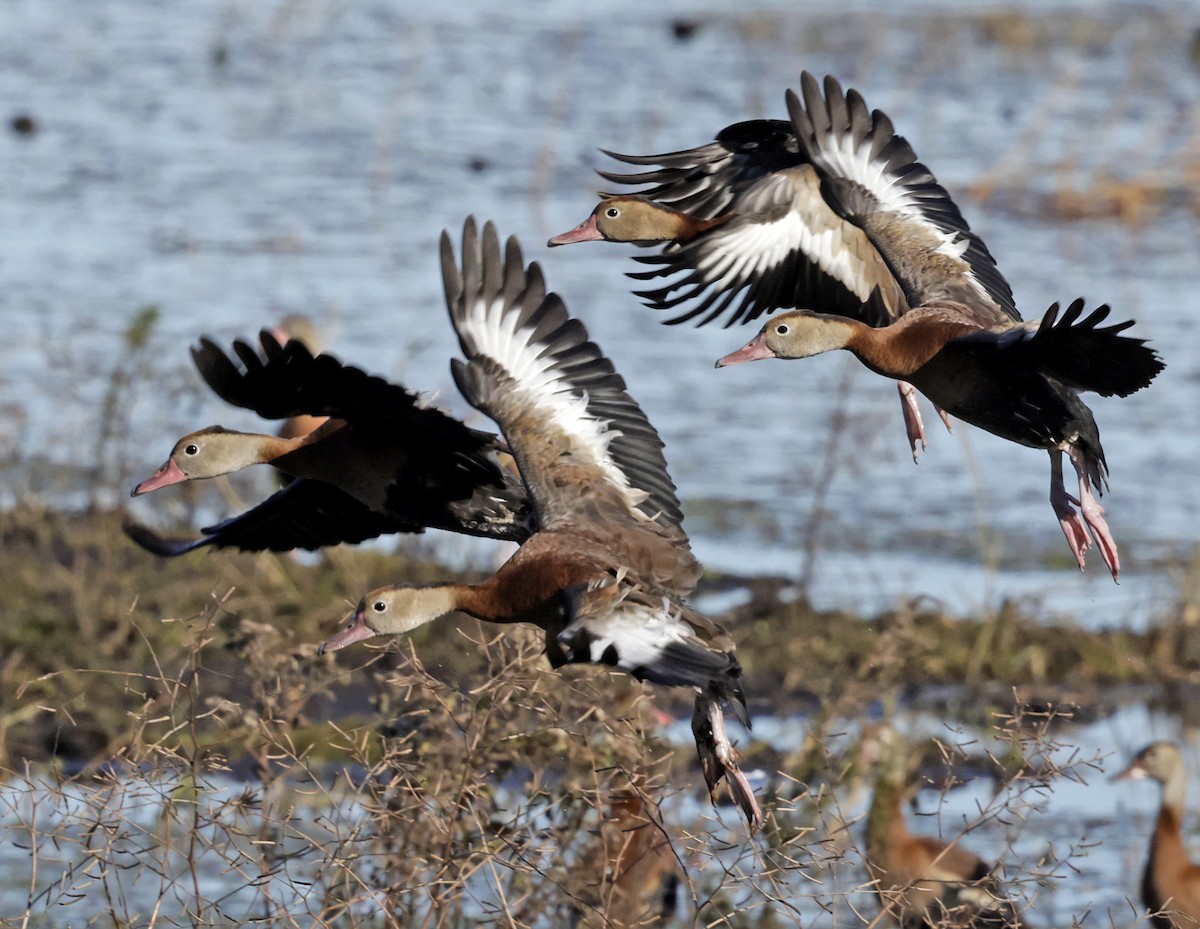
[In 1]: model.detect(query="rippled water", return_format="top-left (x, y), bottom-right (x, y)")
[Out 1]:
top-left (1, 4), bottom-right (1198, 918)
top-left (3, 0), bottom-right (1197, 625)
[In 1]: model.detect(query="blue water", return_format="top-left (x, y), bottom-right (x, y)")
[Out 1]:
top-left (1, 4), bottom-right (1198, 919)
top-left (3, 0), bottom-right (1197, 628)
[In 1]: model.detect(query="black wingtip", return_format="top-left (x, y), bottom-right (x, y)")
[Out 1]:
top-left (122, 517), bottom-right (211, 557)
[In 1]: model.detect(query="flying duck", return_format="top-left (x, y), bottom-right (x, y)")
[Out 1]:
top-left (319, 218), bottom-right (761, 828)
top-left (125, 331), bottom-right (531, 555)
top-left (717, 299), bottom-right (1162, 580)
top-left (551, 72), bottom-right (1163, 579)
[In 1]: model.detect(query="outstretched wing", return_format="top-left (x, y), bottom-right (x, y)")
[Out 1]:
top-left (441, 217), bottom-right (688, 541)
top-left (787, 72), bottom-right (1018, 323)
top-left (950, 298), bottom-right (1164, 397)
top-left (123, 479), bottom-right (426, 556)
top-left (598, 118), bottom-right (803, 219)
top-left (192, 332), bottom-right (431, 424)
top-left (602, 119), bottom-right (908, 328)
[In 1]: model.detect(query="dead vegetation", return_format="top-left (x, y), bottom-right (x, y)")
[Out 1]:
top-left (0, 503), bottom-right (1195, 924)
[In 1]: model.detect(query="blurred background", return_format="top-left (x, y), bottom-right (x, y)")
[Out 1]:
top-left (4, 0), bottom-right (1196, 622)
top-left (1, 0), bottom-right (1198, 924)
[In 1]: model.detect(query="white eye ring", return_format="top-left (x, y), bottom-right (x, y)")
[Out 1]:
top-left (184, 444), bottom-right (199, 455)
top-left (372, 601), bottom-right (387, 613)
top-left (774, 324), bottom-right (789, 335)
top-left (605, 207), bottom-right (619, 218)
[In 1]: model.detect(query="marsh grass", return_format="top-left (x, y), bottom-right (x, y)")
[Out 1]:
top-left (3, 499), bottom-right (1190, 926)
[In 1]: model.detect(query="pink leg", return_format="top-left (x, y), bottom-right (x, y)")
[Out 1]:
top-left (936, 406), bottom-right (954, 434)
top-left (1049, 450), bottom-right (1091, 572)
top-left (898, 382), bottom-right (927, 462)
top-left (1067, 445), bottom-right (1119, 582)
top-left (691, 694), bottom-right (762, 831)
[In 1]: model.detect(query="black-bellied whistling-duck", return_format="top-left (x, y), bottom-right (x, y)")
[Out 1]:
top-left (864, 726), bottom-right (1026, 929)
top-left (571, 785), bottom-right (682, 928)
top-left (548, 72), bottom-right (1015, 460)
top-left (269, 314), bottom-right (328, 442)
top-left (550, 72), bottom-right (1166, 580)
top-left (124, 332), bottom-right (531, 556)
top-left (1115, 742), bottom-right (1200, 929)
top-left (717, 298), bottom-right (1161, 581)
top-left (319, 218), bottom-right (760, 829)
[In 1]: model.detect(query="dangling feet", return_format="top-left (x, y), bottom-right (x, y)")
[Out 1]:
top-left (897, 382), bottom-right (953, 463)
top-left (1049, 448), bottom-right (1120, 582)
top-left (691, 692), bottom-right (762, 831)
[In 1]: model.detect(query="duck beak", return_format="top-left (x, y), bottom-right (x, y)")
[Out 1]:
top-left (318, 609), bottom-right (377, 655)
top-left (715, 331), bottom-right (776, 368)
top-left (1111, 760), bottom-right (1147, 782)
top-left (131, 458), bottom-right (188, 496)
top-left (547, 214), bottom-right (602, 246)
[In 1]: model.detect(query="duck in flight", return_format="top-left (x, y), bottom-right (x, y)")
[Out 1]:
top-left (550, 72), bottom-right (1163, 579)
top-left (126, 329), bottom-right (532, 556)
top-left (319, 218), bottom-right (761, 828)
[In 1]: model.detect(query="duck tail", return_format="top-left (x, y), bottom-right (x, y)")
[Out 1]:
top-left (1031, 299), bottom-right (1165, 397)
top-left (720, 668), bottom-right (751, 729)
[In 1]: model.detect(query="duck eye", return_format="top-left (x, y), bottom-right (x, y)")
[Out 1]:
top-left (372, 600), bottom-right (387, 613)
top-left (605, 207), bottom-right (619, 218)
top-left (184, 444), bottom-right (199, 455)
top-left (775, 324), bottom-right (789, 335)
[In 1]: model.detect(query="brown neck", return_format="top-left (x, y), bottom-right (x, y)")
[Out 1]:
top-left (847, 313), bottom-right (976, 378)
top-left (454, 536), bottom-right (602, 630)
top-left (680, 212), bottom-right (732, 242)
top-left (267, 419), bottom-right (348, 474)
top-left (1149, 806), bottom-right (1191, 882)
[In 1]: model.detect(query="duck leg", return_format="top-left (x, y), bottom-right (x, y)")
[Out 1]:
top-left (1050, 450), bottom-right (1091, 571)
top-left (898, 382), bottom-right (928, 462)
top-left (691, 693), bottom-right (762, 831)
top-left (1067, 444), bottom-right (1119, 581)
top-left (1049, 450), bottom-right (1120, 581)
top-left (897, 382), bottom-right (954, 462)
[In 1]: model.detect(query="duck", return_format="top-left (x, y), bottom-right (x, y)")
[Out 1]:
top-left (268, 313), bottom-right (328, 442)
top-left (863, 725), bottom-right (1026, 929)
top-left (547, 74), bottom-right (1015, 461)
top-left (571, 784), bottom-right (682, 928)
top-left (551, 71), bottom-right (1164, 580)
top-left (319, 217), bottom-right (761, 829)
top-left (124, 330), bottom-right (532, 556)
top-left (717, 299), bottom-right (1162, 581)
top-left (1115, 742), bottom-right (1200, 929)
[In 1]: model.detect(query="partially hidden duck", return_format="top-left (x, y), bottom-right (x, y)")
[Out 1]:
top-left (1115, 742), bottom-right (1200, 929)
top-left (864, 725), bottom-right (1028, 929)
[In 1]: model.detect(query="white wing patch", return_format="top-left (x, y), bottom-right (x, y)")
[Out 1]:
top-left (455, 292), bottom-right (643, 510)
top-left (584, 595), bottom-right (695, 670)
top-left (698, 208), bottom-right (880, 306)
top-left (818, 131), bottom-right (976, 271)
